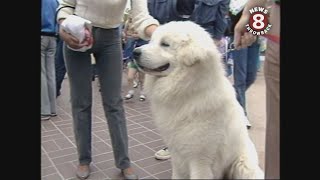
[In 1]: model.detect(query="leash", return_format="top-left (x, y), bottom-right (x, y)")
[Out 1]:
top-left (263, 34), bottom-right (280, 44)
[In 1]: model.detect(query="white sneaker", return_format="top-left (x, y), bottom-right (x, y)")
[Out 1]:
top-left (139, 94), bottom-right (146, 101)
top-left (124, 90), bottom-right (134, 100)
top-left (124, 93), bottom-right (133, 100)
top-left (133, 81), bottom-right (139, 88)
top-left (155, 147), bottom-right (171, 160)
top-left (244, 116), bottom-right (252, 129)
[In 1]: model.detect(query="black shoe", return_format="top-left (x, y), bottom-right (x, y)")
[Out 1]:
top-left (244, 116), bottom-right (252, 129)
top-left (51, 113), bottom-right (57, 117)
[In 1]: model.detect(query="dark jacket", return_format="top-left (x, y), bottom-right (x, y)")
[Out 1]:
top-left (148, 0), bottom-right (230, 40)
top-left (224, 10), bottom-right (242, 36)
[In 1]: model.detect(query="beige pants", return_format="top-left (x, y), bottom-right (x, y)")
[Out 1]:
top-left (264, 3), bottom-right (280, 179)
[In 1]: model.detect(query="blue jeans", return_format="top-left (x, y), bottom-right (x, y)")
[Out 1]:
top-left (123, 37), bottom-right (136, 60)
top-left (123, 38), bottom-right (148, 60)
top-left (135, 38), bottom-right (148, 47)
top-left (63, 27), bottom-right (131, 169)
top-left (55, 38), bottom-right (66, 96)
top-left (232, 39), bottom-right (260, 114)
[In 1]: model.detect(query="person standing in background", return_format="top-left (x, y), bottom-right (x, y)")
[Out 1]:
top-left (41, 0), bottom-right (59, 120)
top-left (234, 0), bottom-right (280, 178)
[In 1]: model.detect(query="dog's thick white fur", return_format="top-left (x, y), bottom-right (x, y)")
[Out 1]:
top-left (134, 21), bottom-right (264, 179)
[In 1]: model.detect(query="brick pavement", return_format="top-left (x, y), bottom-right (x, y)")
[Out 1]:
top-left (41, 65), bottom-right (266, 180)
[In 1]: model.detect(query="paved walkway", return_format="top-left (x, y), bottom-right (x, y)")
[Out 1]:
top-left (41, 64), bottom-right (266, 180)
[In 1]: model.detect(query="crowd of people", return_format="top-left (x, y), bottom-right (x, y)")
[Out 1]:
top-left (41, 0), bottom-right (279, 179)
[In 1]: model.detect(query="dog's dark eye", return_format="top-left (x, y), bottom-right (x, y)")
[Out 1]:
top-left (160, 42), bottom-right (170, 47)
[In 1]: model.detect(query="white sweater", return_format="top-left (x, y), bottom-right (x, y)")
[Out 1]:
top-left (57, 0), bottom-right (159, 40)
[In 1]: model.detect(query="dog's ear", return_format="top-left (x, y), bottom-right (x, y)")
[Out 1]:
top-left (177, 40), bottom-right (212, 66)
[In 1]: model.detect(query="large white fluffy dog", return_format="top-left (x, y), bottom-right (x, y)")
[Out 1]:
top-left (133, 21), bottom-right (264, 179)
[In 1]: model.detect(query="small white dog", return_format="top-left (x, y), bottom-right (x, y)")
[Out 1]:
top-left (133, 21), bottom-right (264, 179)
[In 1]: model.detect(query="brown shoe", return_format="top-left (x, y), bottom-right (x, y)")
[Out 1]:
top-left (121, 167), bottom-right (139, 180)
top-left (76, 165), bottom-right (90, 179)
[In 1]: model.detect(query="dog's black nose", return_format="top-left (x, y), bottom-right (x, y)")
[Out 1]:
top-left (133, 48), bottom-right (142, 60)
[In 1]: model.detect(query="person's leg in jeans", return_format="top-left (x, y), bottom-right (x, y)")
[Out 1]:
top-left (63, 44), bottom-right (93, 166)
top-left (233, 47), bottom-right (248, 112)
top-left (124, 62), bottom-right (138, 100)
top-left (138, 71), bottom-right (146, 101)
top-left (64, 27), bottom-right (134, 178)
top-left (123, 37), bottom-right (136, 61)
top-left (245, 40), bottom-right (260, 90)
top-left (92, 27), bottom-right (131, 170)
top-left (233, 39), bottom-right (260, 127)
top-left (41, 35), bottom-right (57, 119)
top-left (55, 38), bottom-right (66, 97)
